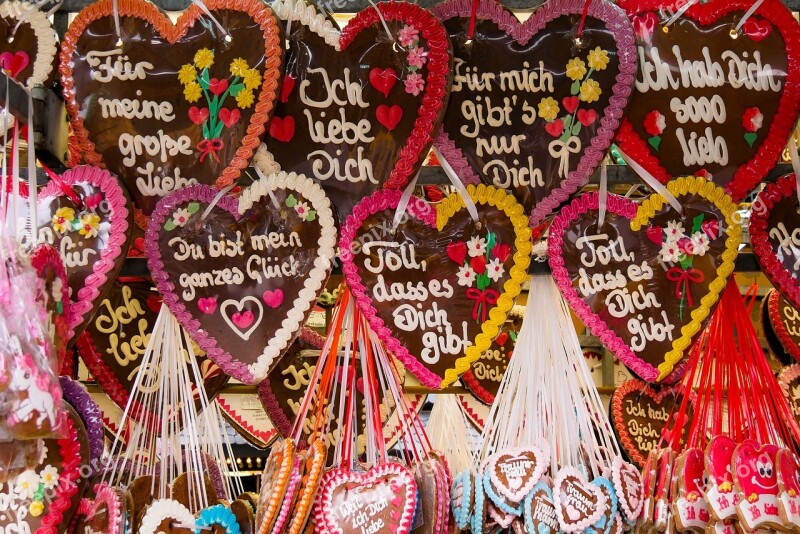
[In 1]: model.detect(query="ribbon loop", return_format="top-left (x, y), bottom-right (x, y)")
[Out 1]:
top-left (466, 287), bottom-right (499, 322)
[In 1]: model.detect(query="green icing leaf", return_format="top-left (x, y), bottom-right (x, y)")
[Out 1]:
top-left (187, 202), bottom-right (201, 214)
top-left (306, 210), bottom-right (317, 222)
top-left (229, 83), bottom-right (245, 97)
top-left (285, 194), bottom-right (297, 208)
top-left (648, 136), bottom-right (662, 151)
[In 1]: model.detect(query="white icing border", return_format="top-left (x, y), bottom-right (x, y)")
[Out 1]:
top-left (0, 0), bottom-right (58, 89)
top-left (237, 169), bottom-right (337, 382)
top-left (270, 0), bottom-right (340, 49)
top-left (138, 498), bottom-right (195, 534)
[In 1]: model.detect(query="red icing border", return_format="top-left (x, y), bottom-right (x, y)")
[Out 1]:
top-left (29, 243), bottom-right (70, 367)
top-left (768, 288), bottom-right (800, 362)
top-left (39, 406), bottom-right (85, 534)
top-left (614, 0), bottom-right (800, 202)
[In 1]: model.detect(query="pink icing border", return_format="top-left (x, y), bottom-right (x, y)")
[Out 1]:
top-left (431, 0), bottom-right (637, 227)
top-left (272, 458), bottom-right (302, 533)
top-left (486, 447), bottom-right (548, 503)
top-left (612, 456), bottom-right (644, 520)
top-left (88, 482), bottom-right (123, 534)
top-left (547, 192), bottom-right (666, 382)
top-left (38, 165), bottom-right (132, 343)
top-left (338, 189), bottom-right (441, 388)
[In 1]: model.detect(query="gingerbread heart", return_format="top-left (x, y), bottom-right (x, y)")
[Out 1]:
top-left (733, 441), bottom-right (782, 530)
top-left (615, 0), bottom-right (800, 201)
top-left (672, 448), bottom-right (711, 532)
top-left (486, 448), bottom-right (548, 504)
top-left (146, 172), bottom-right (336, 384)
top-left (549, 177), bottom-right (741, 382)
top-left (610, 379), bottom-right (696, 467)
top-left (340, 185), bottom-right (531, 389)
top-left (61, 0), bottom-right (283, 225)
top-left (611, 456), bottom-right (644, 521)
top-left (256, 439), bottom-right (296, 533)
top-left (767, 289), bottom-right (800, 363)
top-left (779, 364), bottom-right (800, 426)
top-left (524, 481), bottom-right (560, 534)
top-left (29, 244), bottom-right (70, 369)
top-left (553, 467), bottom-right (608, 532)
top-left (432, 0), bottom-right (636, 226)
top-left (72, 483), bottom-right (125, 534)
top-left (705, 435), bottom-right (739, 521)
top-left (0, 1), bottom-right (58, 89)
top-left (776, 449), bottom-right (800, 528)
top-left (314, 463), bottom-right (418, 534)
top-left (751, 175), bottom-right (800, 312)
top-left (285, 439), bottom-right (326, 534)
top-left (138, 498), bottom-right (195, 534)
top-left (76, 280), bottom-right (229, 423)
top-left (259, 0), bottom-right (452, 220)
top-left (589, 477), bottom-right (618, 534)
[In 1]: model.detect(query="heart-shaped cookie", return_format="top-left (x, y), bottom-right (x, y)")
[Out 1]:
top-left (751, 174), bottom-right (800, 311)
top-left (285, 439), bottom-right (326, 534)
top-left (217, 392), bottom-right (276, 449)
top-left (61, 0), bottom-right (283, 225)
top-left (672, 448), bottom-right (711, 532)
top-left (0, 403), bottom-right (90, 534)
top-left (733, 441), bottom-right (782, 530)
top-left (72, 483), bottom-right (125, 534)
top-left (432, 0), bottom-right (636, 226)
top-left (256, 439), bottom-right (297, 533)
top-left (314, 463), bottom-right (418, 534)
top-left (138, 498), bottom-right (195, 534)
top-left (340, 184), bottom-right (531, 389)
top-left (13, 166), bottom-right (134, 345)
top-left (767, 289), bottom-right (800, 363)
top-left (776, 449), bottom-right (800, 529)
top-left (615, 0), bottom-right (800, 201)
top-left (0, 1), bottom-right (58, 89)
top-left (259, 0), bottom-right (452, 220)
top-left (610, 379), bottom-right (696, 467)
top-left (76, 280), bottom-right (229, 423)
top-left (146, 172), bottom-right (336, 384)
top-left (554, 468), bottom-right (608, 532)
top-left (589, 477), bottom-right (618, 534)
top-left (524, 481), bottom-right (560, 534)
top-left (705, 435), bottom-right (739, 521)
top-left (779, 364), bottom-right (800, 426)
top-left (549, 177), bottom-right (741, 382)
top-left (486, 448), bottom-right (548, 504)
top-left (196, 504), bottom-right (242, 533)
top-left (611, 456), bottom-right (644, 521)
top-left (29, 244), bottom-right (70, 369)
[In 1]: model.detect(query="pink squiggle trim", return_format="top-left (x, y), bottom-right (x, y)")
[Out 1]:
top-left (338, 189), bottom-right (441, 389)
top-left (38, 165), bottom-right (133, 343)
top-left (431, 0), bottom-right (637, 227)
top-left (91, 483), bottom-right (122, 534)
top-left (144, 184), bottom-right (254, 384)
top-left (39, 407), bottom-right (85, 534)
top-left (546, 192), bottom-right (662, 382)
top-left (272, 459), bottom-right (302, 533)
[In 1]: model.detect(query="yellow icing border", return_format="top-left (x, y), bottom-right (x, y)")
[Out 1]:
top-left (630, 176), bottom-right (741, 381)
top-left (435, 184), bottom-right (532, 389)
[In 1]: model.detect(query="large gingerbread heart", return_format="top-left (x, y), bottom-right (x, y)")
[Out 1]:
top-left (259, 0), bottom-right (452, 220)
top-left (146, 172), bottom-right (336, 384)
top-left (0, 1), bottom-right (58, 89)
top-left (615, 0), bottom-right (800, 201)
top-left (548, 177), bottom-right (741, 382)
top-left (751, 174), bottom-right (800, 311)
top-left (432, 0), bottom-right (636, 226)
top-left (60, 0), bottom-right (283, 225)
top-left (76, 280), bottom-right (229, 423)
top-left (340, 184), bottom-right (531, 389)
top-left (611, 379), bottom-right (696, 467)
top-left (0, 403), bottom-right (90, 534)
top-left (314, 463), bottom-right (418, 534)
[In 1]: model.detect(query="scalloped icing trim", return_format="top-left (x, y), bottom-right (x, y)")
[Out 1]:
top-left (196, 504), bottom-right (243, 534)
top-left (59, 377), bottom-right (105, 465)
top-left (287, 438), bottom-right (325, 534)
top-left (614, 0), bottom-right (800, 202)
top-left (340, 184), bottom-right (530, 389)
top-left (89, 482), bottom-right (123, 534)
top-left (778, 363), bottom-right (800, 403)
top-left (257, 439), bottom-right (296, 534)
top-left (591, 476), bottom-right (619, 531)
top-left (751, 174), bottom-right (800, 311)
top-left (0, 0), bottom-right (58, 88)
top-left (483, 471), bottom-right (523, 515)
top-left (271, 458), bottom-right (302, 534)
top-left (552, 467), bottom-right (609, 533)
top-left (471, 472), bottom-right (487, 533)
top-left (768, 289), bottom-right (800, 362)
top-left (146, 173), bottom-right (335, 384)
top-left (451, 471), bottom-right (473, 530)
top-left (138, 499), bottom-right (194, 534)
top-left (38, 165), bottom-right (133, 342)
top-left (431, 0), bottom-right (637, 227)
top-left (485, 446), bottom-right (549, 504)
top-left (270, 0), bottom-right (340, 49)
top-left (59, 0), bottom-right (283, 191)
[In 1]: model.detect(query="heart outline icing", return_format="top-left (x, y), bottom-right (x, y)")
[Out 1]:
top-left (146, 171), bottom-right (336, 384)
top-left (432, 0), bottom-right (637, 227)
top-left (339, 184), bottom-right (532, 389)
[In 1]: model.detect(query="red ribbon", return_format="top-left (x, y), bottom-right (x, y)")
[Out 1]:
top-left (466, 287), bottom-right (499, 322)
top-left (197, 138), bottom-right (224, 162)
top-left (666, 267), bottom-right (705, 307)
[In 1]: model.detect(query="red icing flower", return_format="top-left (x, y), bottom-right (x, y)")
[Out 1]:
top-left (644, 110), bottom-right (666, 136)
top-left (742, 107), bottom-right (763, 132)
top-left (470, 255), bottom-right (487, 274)
top-left (677, 237), bottom-right (694, 255)
top-left (491, 243), bottom-right (511, 262)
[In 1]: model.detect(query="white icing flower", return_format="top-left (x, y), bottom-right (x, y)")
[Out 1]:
top-left (467, 236), bottom-right (487, 258)
top-left (659, 242), bottom-right (681, 264)
top-left (39, 465), bottom-right (59, 490)
top-left (690, 232), bottom-right (710, 256)
top-left (486, 258), bottom-right (505, 282)
top-left (664, 221), bottom-right (685, 243)
top-left (457, 264), bottom-right (477, 287)
top-left (172, 208), bottom-right (192, 228)
top-left (294, 201), bottom-right (309, 219)
top-left (14, 470), bottom-right (40, 500)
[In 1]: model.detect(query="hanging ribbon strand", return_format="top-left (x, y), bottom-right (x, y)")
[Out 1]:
top-left (432, 146), bottom-right (480, 223)
top-left (616, 146), bottom-right (683, 214)
top-left (575, 0), bottom-right (593, 39)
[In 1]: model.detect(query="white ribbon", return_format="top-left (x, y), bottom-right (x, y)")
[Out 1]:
top-left (366, 0), bottom-right (396, 46)
top-left (200, 184), bottom-right (235, 220)
top-left (391, 171), bottom-right (419, 231)
top-left (432, 146), bottom-right (480, 223)
top-left (548, 137), bottom-right (581, 179)
top-left (252, 164), bottom-right (280, 209)
top-left (597, 160), bottom-right (608, 228)
top-left (26, 90), bottom-right (36, 246)
top-left (112, 0), bottom-right (121, 46)
top-left (734, 0), bottom-right (766, 33)
top-left (616, 147), bottom-right (683, 214)
top-left (191, 0), bottom-right (231, 42)
top-left (664, 0), bottom-right (701, 28)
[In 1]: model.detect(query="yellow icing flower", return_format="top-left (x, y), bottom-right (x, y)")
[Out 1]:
top-left (79, 213), bottom-right (101, 238)
top-left (587, 47), bottom-right (610, 70)
top-left (230, 58), bottom-right (249, 77)
top-left (537, 97), bottom-right (560, 121)
top-left (28, 501), bottom-right (43, 517)
top-left (243, 68), bottom-right (262, 91)
top-left (194, 48), bottom-right (214, 69)
top-left (566, 57), bottom-right (587, 81)
top-left (178, 64), bottom-right (197, 85)
top-left (184, 81), bottom-right (202, 103)
top-left (236, 89), bottom-right (255, 109)
top-left (580, 79), bottom-right (601, 103)
top-left (52, 207), bottom-right (75, 233)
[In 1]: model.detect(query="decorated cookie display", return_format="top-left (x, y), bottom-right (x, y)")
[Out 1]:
top-left (217, 392), bottom-right (276, 449)
top-left (340, 184), bottom-right (531, 389)
top-left (549, 178), bottom-right (742, 382)
top-left (76, 280), bottom-right (229, 422)
top-left (260, 0), bottom-right (452, 220)
top-left (146, 172), bottom-right (336, 384)
top-left (767, 285), bottom-right (800, 362)
top-left (672, 448), bottom-right (711, 532)
top-left (779, 364), bottom-right (800, 427)
top-left (60, 0), bottom-right (284, 225)
top-left (733, 441), bottom-right (783, 531)
top-left (463, 305), bottom-right (523, 404)
top-left (0, 1), bottom-right (58, 89)
top-left (611, 379), bottom-right (696, 467)
top-left (432, 0), bottom-right (636, 226)
top-left (553, 468), bottom-right (608, 531)
top-left (255, 438), bottom-right (296, 533)
top-left (611, 456), bottom-right (644, 522)
top-left (751, 174), bottom-right (800, 310)
top-left (615, 0), bottom-right (800, 201)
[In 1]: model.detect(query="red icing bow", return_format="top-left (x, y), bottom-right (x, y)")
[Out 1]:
top-left (466, 287), bottom-right (499, 323)
top-left (666, 267), bottom-right (705, 307)
top-left (197, 138), bottom-right (224, 162)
